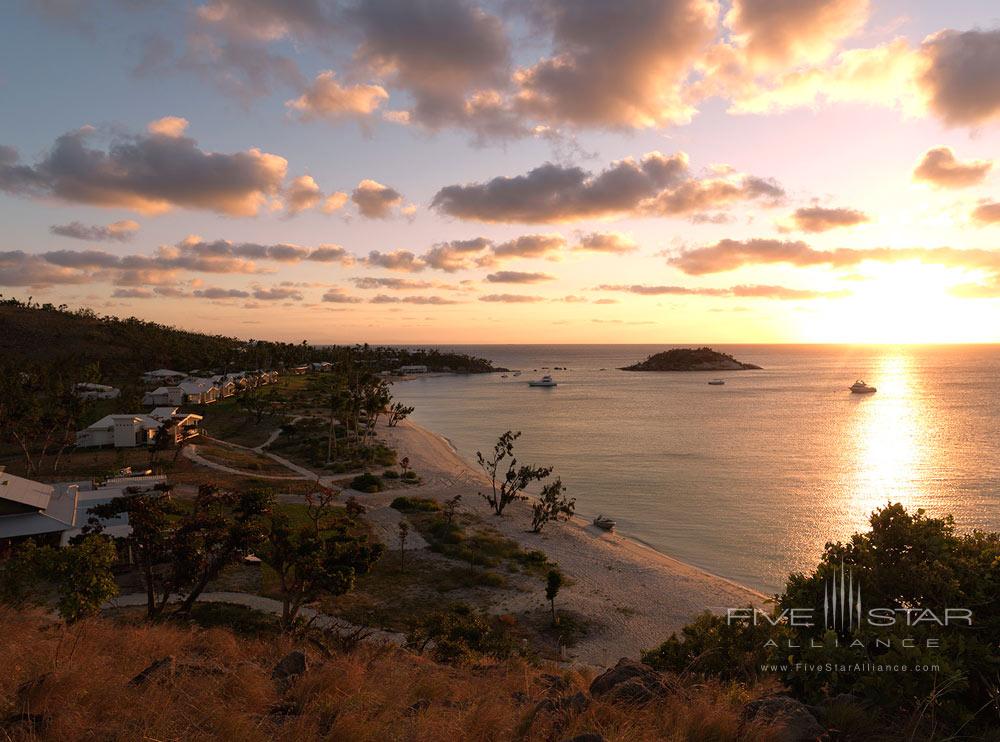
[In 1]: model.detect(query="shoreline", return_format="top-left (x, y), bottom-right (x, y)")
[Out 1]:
top-left (378, 418), bottom-right (767, 666)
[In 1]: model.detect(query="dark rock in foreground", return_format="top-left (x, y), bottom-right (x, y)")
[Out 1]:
top-left (620, 347), bottom-right (762, 372)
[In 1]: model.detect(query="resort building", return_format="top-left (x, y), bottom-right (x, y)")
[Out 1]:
top-left (290, 365), bottom-right (310, 375)
top-left (142, 369), bottom-right (186, 384)
top-left (74, 382), bottom-right (121, 400)
top-left (142, 378), bottom-right (220, 406)
top-left (75, 408), bottom-right (200, 449)
top-left (399, 364), bottom-right (429, 374)
top-left (0, 470), bottom-right (67, 553)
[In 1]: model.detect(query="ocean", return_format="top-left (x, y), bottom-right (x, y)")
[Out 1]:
top-left (391, 345), bottom-right (1000, 593)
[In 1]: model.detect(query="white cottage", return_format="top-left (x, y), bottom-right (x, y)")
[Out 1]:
top-left (75, 414), bottom-right (163, 448)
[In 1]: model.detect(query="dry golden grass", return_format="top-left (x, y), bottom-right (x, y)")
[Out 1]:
top-left (0, 608), bottom-right (778, 741)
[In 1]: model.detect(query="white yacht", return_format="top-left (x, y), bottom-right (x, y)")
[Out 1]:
top-left (850, 379), bottom-right (877, 394)
top-left (528, 374), bottom-right (558, 387)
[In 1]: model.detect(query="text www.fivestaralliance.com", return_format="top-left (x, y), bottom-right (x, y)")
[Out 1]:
top-left (761, 663), bottom-right (940, 674)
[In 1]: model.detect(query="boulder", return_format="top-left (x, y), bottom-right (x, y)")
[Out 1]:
top-left (128, 656), bottom-right (175, 687)
top-left (272, 650), bottom-right (308, 690)
top-left (741, 695), bottom-right (826, 741)
top-left (588, 658), bottom-right (668, 705)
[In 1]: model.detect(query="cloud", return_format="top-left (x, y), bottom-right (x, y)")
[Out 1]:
top-left (285, 175), bottom-right (323, 215)
top-left (423, 237), bottom-right (492, 272)
top-left (913, 147), bottom-right (992, 188)
top-left (350, 0), bottom-right (513, 134)
top-left (596, 283), bottom-right (847, 300)
top-left (667, 239), bottom-right (1000, 283)
top-left (485, 271), bottom-right (554, 284)
top-left (322, 288), bottom-right (364, 304)
top-left (491, 234), bottom-right (565, 261)
top-left (786, 206), bottom-right (869, 233)
top-left (136, 30), bottom-right (305, 106)
top-left (352, 277), bottom-right (435, 290)
top-left (370, 294), bottom-right (460, 305)
top-left (920, 29), bottom-right (1000, 127)
top-left (352, 179), bottom-right (404, 218)
top-left (574, 232), bottom-right (638, 254)
top-left (724, 0), bottom-right (870, 68)
top-left (432, 151), bottom-right (781, 223)
top-left (321, 191), bottom-right (349, 214)
top-left (972, 202), bottom-right (1000, 225)
top-left (252, 286), bottom-right (303, 301)
top-left (0, 251), bottom-right (95, 287)
top-left (146, 116), bottom-right (189, 137)
top-left (306, 244), bottom-right (354, 263)
top-left (193, 286), bottom-right (251, 299)
top-left (112, 287), bottom-right (156, 298)
top-left (50, 219), bottom-right (140, 242)
top-left (286, 71), bottom-right (388, 122)
top-left (0, 123), bottom-right (288, 216)
top-left (478, 293), bottom-right (545, 303)
top-left (363, 249), bottom-right (424, 272)
top-left (514, 0), bottom-right (717, 128)
top-left (196, 0), bottom-right (337, 42)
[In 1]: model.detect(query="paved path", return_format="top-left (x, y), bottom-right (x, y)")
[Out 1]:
top-left (105, 591), bottom-right (406, 646)
top-left (183, 444), bottom-right (309, 481)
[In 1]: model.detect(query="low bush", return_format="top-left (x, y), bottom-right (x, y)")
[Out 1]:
top-left (390, 496), bottom-right (440, 512)
top-left (351, 472), bottom-right (382, 493)
top-left (402, 470), bottom-right (419, 481)
top-left (382, 469), bottom-right (400, 479)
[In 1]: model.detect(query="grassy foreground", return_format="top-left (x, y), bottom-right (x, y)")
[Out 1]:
top-left (0, 607), bottom-right (782, 742)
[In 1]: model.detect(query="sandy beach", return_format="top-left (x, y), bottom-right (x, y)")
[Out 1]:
top-left (375, 419), bottom-right (767, 666)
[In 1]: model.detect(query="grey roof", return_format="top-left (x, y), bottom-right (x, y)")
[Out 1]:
top-left (0, 512), bottom-right (70, 539)
top-left (0, 473), bottom-right (53, 510)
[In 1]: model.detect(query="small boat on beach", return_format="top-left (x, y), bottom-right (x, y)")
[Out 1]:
top-left (850, 380), bottom-right (877, 394)
top-left (512, 371), bottom-right (521, 377)
top-left (529, 374), bottom-right (558, 387)
top-left (708, 379), bottom-right (725, 385)
top-left (593, 515), bottom-right (616, 531)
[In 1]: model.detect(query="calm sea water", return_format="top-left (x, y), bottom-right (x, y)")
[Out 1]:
top-left (392, 345), bottom-right (1000, 593)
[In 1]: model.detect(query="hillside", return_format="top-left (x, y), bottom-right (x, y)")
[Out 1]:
top-left (0, 607), bottom-right (787, 742)
top-left (0, 299), bottom-right (498, 383)
top-left (621, 347), bottom-right (762, 372)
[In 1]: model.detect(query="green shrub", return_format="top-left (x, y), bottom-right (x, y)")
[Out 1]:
top-left (402, 470), bottom-right (419, 481)
top-left (406, 604), bottom-right (515, 664)
top-left (391, 496), bottom-right (440, 512)
top-left (350, 472), bottom-right (382, 493)
top-left (382, 469), bottom-right (400, 479)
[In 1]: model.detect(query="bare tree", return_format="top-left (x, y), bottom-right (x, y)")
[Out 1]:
top-left (476, 431), bottom-right (553, 516)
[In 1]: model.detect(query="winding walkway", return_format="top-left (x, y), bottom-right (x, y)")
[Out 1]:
top-left (106, 591), bottom-right (406, 646)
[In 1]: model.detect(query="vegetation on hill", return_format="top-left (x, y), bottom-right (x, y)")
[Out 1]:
top-left (643, 503), bottom-right (1000, 739)
top-left (0, 297), bottom-right (499, 385)
top-left (0, 607), bottom-right (786, 741)
top-left (620, 347), bottom-right (762, 371)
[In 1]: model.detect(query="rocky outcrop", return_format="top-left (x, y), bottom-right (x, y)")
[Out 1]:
top-left (588, 658), bottom-right (672, 705)
top-left (741, 695), bottom-right (826, 741)
top-left (621, 347), bottom-right (762, 371)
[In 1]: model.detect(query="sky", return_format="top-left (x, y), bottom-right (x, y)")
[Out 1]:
top-left (2, 0), bottom-right (1000, 344)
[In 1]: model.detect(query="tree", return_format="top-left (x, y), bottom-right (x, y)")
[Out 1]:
top-left (88, 485), bottom-right (270, 618)
top-left (237, 384), bottom-right (272, 425)
top-left (530, 478), bottom-right (575, 533)
top-left (257, 489), bottom-right (384, 628)
top-left (0, 536), bottom-right (118, 623)
top-left (387, 402), bottom-right (414, 427)
top-left (398, 520), bottom-right (409, 570)
top-left (443, 494), bottom-right (462, 526)
top-left (476, 431), bottom-right (553, 516)
top-left (545, 570), bottom-right (563, 626)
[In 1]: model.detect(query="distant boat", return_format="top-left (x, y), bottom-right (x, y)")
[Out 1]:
top-left (512, 371), bottom-right (522, 377)
top-left (708, 379), bottom-right (725, 385)
top-left (850, 379), bottom-right (877, 394)
top-left (529, 374), bottom-right (558, 387)
top-left (501, 374), bottom-right (508, 379)
top-left (593, 515), bottom-right (616, 531)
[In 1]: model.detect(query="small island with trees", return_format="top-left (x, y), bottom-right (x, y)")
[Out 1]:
top-left (620, 347), bottom-right (762, 372)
